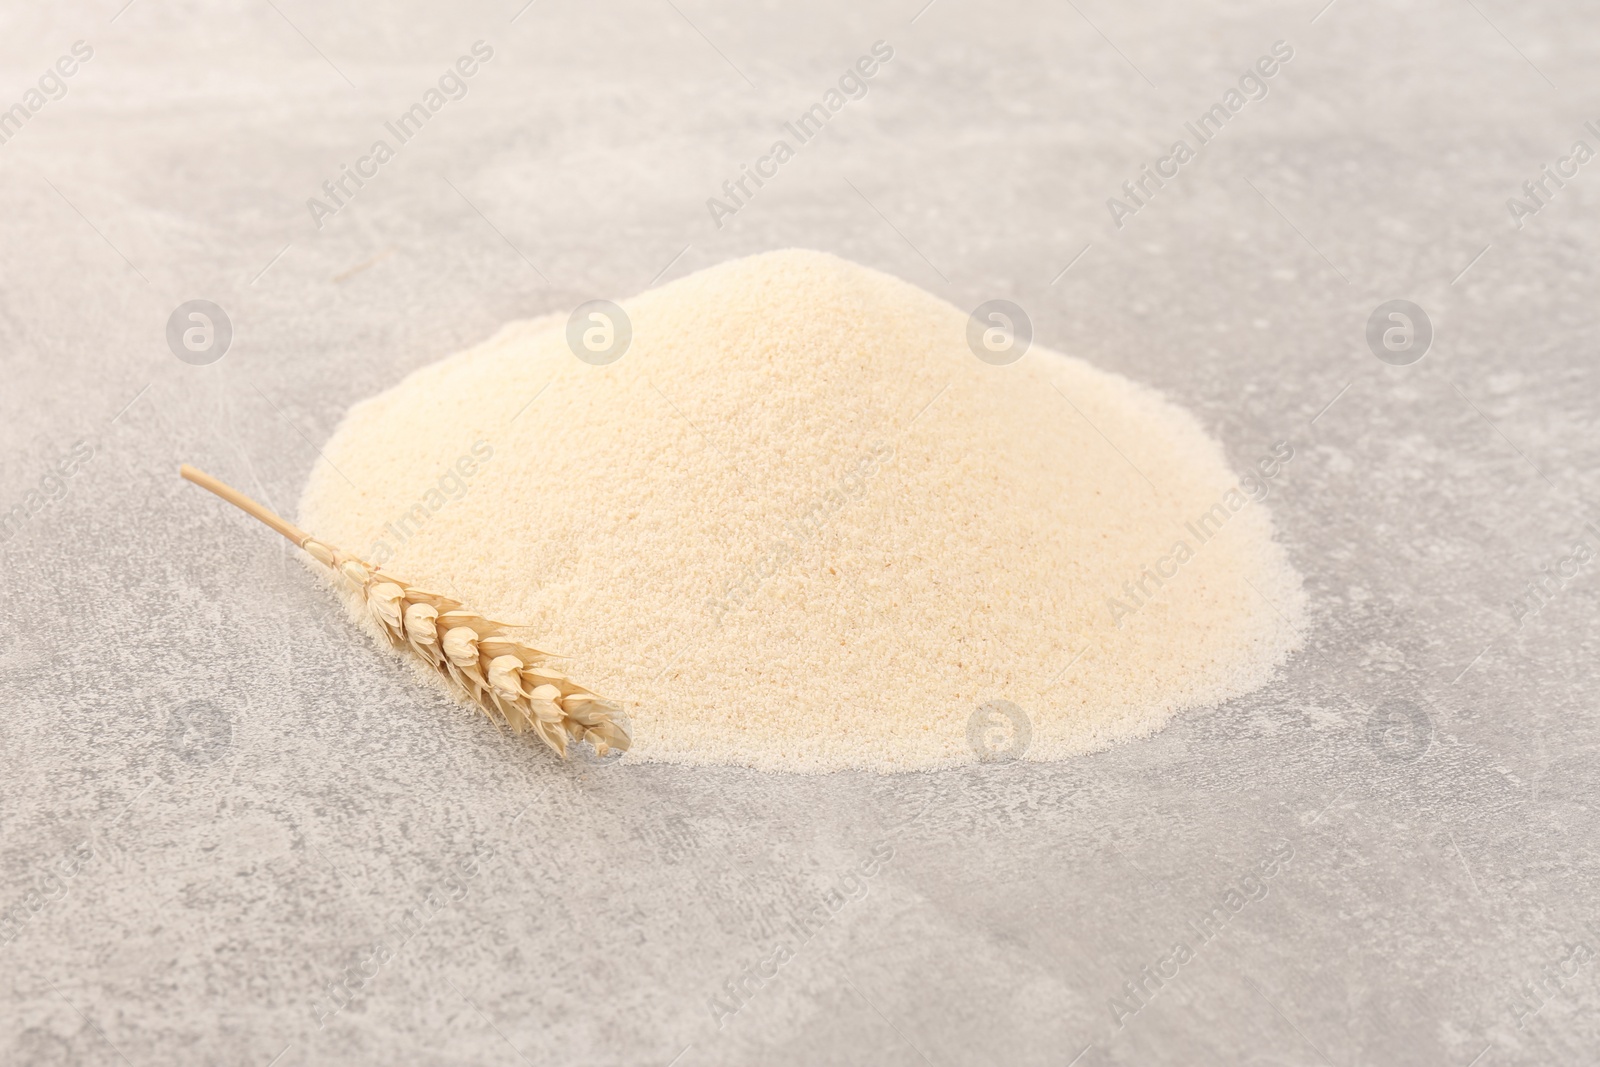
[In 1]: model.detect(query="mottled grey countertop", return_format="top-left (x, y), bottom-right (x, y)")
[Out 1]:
top-left (2, 0), bottom-right (1598, 1064)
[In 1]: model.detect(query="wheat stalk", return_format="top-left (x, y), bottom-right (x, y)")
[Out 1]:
top-left (179, 464), bottom-right (630, 759)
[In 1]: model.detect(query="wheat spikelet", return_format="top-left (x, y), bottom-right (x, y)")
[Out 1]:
top-left (179, 464), bottom-right (631, 759)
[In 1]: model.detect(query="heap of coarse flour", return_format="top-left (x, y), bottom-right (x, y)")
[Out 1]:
top-left (300, 250), bottom-right (1304, 773)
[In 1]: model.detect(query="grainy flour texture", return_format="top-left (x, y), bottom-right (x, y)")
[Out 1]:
top-left (299, 249), bottom-right (1305, 772)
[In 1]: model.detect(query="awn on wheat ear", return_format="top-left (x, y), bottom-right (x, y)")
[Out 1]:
top-left (179, 464), bottom-right (630, 759)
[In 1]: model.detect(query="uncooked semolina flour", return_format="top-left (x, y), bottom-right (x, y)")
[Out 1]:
top-left (299, 249), bottom-right (1304, 773)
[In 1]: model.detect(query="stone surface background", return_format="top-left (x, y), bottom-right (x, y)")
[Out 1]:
top-left (1, 0), bottom-right (1597, 1063)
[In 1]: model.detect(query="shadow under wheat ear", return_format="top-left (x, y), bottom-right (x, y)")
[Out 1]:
top-left (179, 464), bottom-right (631, 759)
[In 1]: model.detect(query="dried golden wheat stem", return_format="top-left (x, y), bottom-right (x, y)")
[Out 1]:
top-left (179, 464), bottom-right (630, 759)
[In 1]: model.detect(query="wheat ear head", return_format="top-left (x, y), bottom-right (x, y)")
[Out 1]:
top-left (179, 464), bottom-right (630, 759)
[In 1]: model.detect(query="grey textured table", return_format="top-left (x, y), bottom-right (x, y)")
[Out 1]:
top-left (2, 1), bottom-right (1598, 1064)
